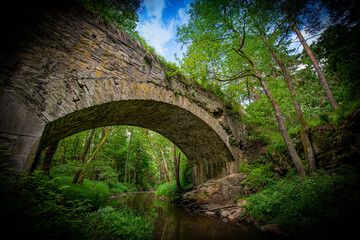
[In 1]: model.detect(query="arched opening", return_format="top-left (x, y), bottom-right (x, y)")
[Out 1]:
top-left (34, 99), bottom-right (237, 185)
top-left (36, 125), bottom-right (193, 193)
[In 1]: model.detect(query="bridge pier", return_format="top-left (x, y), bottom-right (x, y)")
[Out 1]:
top-left (0, 94), bottom-right (45, 171)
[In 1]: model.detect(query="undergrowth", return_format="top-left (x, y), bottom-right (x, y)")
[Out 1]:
top-left (240, 164), bottom-right (360, 239)
top-left (156, 176), bottom-right (193, 202)
top-left (0, 170), bottom-right (153, 239)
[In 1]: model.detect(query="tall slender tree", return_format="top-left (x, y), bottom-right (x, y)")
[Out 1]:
top-left (292, 22), bottom-right (338, 110)
top-left (256, 27), bottom-right (316, 172)
top-left (173, 144), bottom-right (181, 194)
top-left (177, 0), bottom-right (306, 177)
top-left (124, 129), bottom-right (133, 183)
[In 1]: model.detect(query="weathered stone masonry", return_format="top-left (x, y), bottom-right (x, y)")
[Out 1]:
top-left (0, 3), bottom-right (247, 185)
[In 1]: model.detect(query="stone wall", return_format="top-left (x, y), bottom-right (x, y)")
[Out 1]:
top-left (0, 2), bottom-right (247, 185)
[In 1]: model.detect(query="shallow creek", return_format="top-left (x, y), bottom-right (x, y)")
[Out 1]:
top-left (112, 192), bottom-right (276, 240)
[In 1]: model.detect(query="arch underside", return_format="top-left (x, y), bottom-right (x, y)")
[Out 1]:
top-left (40, 100), bottom-right (235, 182)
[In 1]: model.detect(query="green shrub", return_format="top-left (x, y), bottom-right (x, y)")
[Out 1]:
top-left (99, 166), bottom-right (119, 187)
top-left (239, 163), bottom-right (251, 175)
top-left (267, 133), bottom-right (287, 153)
top-left (156, 181), bottom-right (182, 201)
top-left (0, 171), bottom-right (91, 239)
top-left (56, 177), bottom-right (110, 208)
top-left (244, 169), bottom-right (360, 238)
top-left (109, 182), bottom-right (138, 195)
top-left (1, 171), bottom-right (154, 239)
top-left (240, 158), bottom-right (275, 191)
top-left (83, 206), bottom-right (153, 240)
top-left (50, 163), bottom-right (80, 177)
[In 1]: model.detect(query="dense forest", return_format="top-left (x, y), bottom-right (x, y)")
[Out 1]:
top-left (1, 0), bottom-right (360, 239)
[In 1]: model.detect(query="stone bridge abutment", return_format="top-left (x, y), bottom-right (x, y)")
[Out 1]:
top-left (0, 2), bottom-right (246, 185)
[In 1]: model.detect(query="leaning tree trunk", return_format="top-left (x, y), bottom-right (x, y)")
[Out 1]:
top-left (78, 127), bottom-right (111, 184)
top-left (41, 140), bottom-right (59, 174)
top-left (259, 32), bottom-right (316, 172)
top-left (293, 22), bottom-right (338, 110)
top-left (245, 51), bottom-right (306, 178)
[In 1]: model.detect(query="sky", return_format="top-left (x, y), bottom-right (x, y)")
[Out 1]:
top-left (136, 0), bottom-right (191, 63)
top-left (136, 0), bottom-right (325, 63)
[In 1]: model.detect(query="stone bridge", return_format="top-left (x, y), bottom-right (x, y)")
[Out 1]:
top-left (0, 2), bottom-right (246, 185)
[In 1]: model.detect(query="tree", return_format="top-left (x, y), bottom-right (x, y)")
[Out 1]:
top-left (79, 0), bottom-right (142, 35)
top-left (80, 129), bottom-right (96, 163)
top-left (72, 129), bottom-right (95, 183)
top-left (177, 0), bottom-right (306, 178)
top-left (173, 144), bottom-right (181, 194)
top-left (261, 31), bottom-right (316, 171)
top-left (41, 141), bottom-right (59, 174)
top-left (132, 142), bottom-right (140, 187)
top-left (74, 127), bottom-right (112, 184)
top-left (124, 129), bottom-right (133, 183)
top-left (293, 22), bottom-right (338, 110)
top-left (273, 0), bottom-right (338, 110)
top-left (247, 0), bottom-right (317, 171)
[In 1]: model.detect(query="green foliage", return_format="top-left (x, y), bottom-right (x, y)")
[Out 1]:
top-left (78, 0), bottom-right (141, 36)
top-left (156, 181), bottom-right (181, 201)
top-left (0, 171), bottom-right (92, 239)
top-left (82, 206), bottom-right (153, 240)
top-left (99, 165), bottom-right (119, 187)
top-left (244, 167), bottom-right (360, 237)
top-left (156, 175), bottom-right (192, 202)
top-left (54, 176), bottom-right (109, 209)
top-left (267, 133), bottom-right (288, 153)
top-left (238, 163), bottom-right (252, 175)
top-left (240, 158), bottom-right (275, 191)
top-left (0, 170), bottom-right (153, 239)
top-left (50, 163), bottom-right (80, 176)
top-left (109, 182), bottom-right (138, 195)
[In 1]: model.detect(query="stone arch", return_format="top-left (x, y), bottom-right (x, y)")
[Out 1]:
top-left (0, 2), bottom-right (246, 185)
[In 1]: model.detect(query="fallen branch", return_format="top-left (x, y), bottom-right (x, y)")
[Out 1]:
top-left (196, 204), bottom-right (238, 212)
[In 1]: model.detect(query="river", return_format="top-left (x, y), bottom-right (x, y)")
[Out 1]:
top-left (112, 192), bottom-right (276, 240)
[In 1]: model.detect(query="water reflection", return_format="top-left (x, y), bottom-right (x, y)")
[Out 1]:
top-left (112, 192), bottom-right (271, 240)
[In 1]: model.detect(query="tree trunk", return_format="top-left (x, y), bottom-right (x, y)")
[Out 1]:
top-left (245, 51), bottom-right (306, 178)
top-left (77, 127), bottom-right (112, 184)
top-left (72, 129), bottom-right (95, 184)
top-left (132, 143), bottom-right (140, 187)
top-left (155, 143), bottom-right (172, 183)
top-left (260, 32), bottom-right (316, 172)
top-left (70, 137), bottom-right (80, 161)
top-left (145, 130), bottom-right (169, 183)
top-left (173, 144), bottom-right (181, 194)
top-left (124, 129), bottom-right (133, 183)
top-left (41, 140), bottom-right (59, 174)
top-left (293, 22), bottom-right (338, 110)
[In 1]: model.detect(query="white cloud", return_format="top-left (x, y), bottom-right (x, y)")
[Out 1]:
top-left (144, 0), bottom-right (166, 19)
top-left (138, 18), bottom-right (174, 55)
top-left (137, 0), bottom-right (190, 61)
top-left (177, 6), bottom-right (189, 25)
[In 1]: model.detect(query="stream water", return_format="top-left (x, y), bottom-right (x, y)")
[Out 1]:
top-left (112, 192), bottom-right (274, 240)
